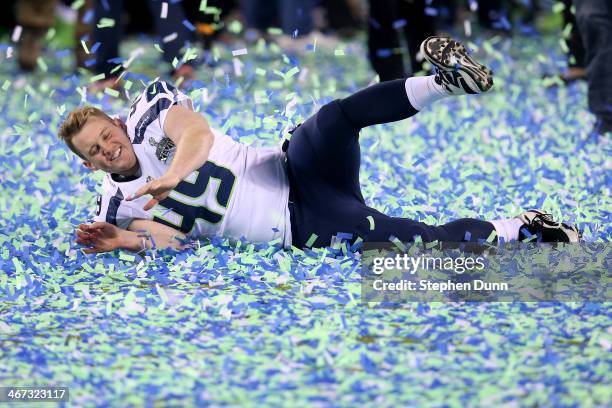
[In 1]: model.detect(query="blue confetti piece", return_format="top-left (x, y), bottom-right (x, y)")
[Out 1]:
top-left (182, 19), bottom-right (196, 32)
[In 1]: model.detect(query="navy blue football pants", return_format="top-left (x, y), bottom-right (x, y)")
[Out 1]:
top-left (286, 78), bottom-right (495, 248)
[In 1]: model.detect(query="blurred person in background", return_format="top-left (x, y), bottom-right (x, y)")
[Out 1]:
top-left (90, 0), bottom-right (197, 91)
top-left (367, 0), bottom-right (436, 81)
top-left (475, 0), bottom-right (511, 33)
top-left (241, 0), bottom-right (316, 41)
top-left (543, 0), bottom-right (586, 85)
top-left (15, 0), bottom-right (93, 71)
top-left (559, 0), bottom-right (586, 83)
top-left (575, 0), bottom-right (612, 135)
top-left (240, 0), bottom-right (339, 51)
top-left (182, 0), bottom-right (238, 50)
top-left (316, 0), bottom-right (365, 38)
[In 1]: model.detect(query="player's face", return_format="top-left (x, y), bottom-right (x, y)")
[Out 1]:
top-left (72, 116), bottom-right (139, 176)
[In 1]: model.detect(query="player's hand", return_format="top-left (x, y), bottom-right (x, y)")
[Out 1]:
top-left (76, 222), bottom-right (124, 254)
top-left (126, 173), bottom-right (181, 211)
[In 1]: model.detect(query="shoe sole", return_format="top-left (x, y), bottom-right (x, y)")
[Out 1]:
top-left (518, 209), bottom-right (581, 243)
top-left (420, 36), bottom-right (493, 93)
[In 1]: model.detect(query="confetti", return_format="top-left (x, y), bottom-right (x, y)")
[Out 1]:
top-left (11, 25), bottom-right (22, 43)
top-left (162, 32), bottom-right (178, 43)
top-left (0, 31), bottom-right (609, 408)
top-left (97, 18), bottom-right (116, 28)
top-left (71, 0), bottom-right (85, 10)
top-left (182, 20), bottom-right (196, 32)
top-left (232, 48), bottom-right (248, 57)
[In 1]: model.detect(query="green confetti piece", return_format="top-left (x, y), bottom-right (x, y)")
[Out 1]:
top-left (12, 258), bottom-right (23, 274)
top-left (390, 236), bottom-right (405, 252)
top-left (97, 18), bottom-right (116, 28)
top-left (104, 88), bottom-right (120, 98)
top-left (2, 80), bottom-right (11, 91)
top-left (90, 73), bottom-right (105, 83)
top-left (305, 234), bottom-right (318, 247)
top-left (71, 0), bottom-right (85, 10)
top-left (199, 0), bottom-right (208, 11)
top-left (203, 7), bottom-right (221, 15)
top-left (255, 68), bottom-right (266, 76)
top-left (552, 1), bottom-right (565, 13)
top-left (76, 86), bottom-right (86, 99)
top-left (36, 57), bottom-right (48, 72)
top-left (45, 28), bottom-right (55, 40)
top-left (267, 27), bottom-right (282, 35)
top-left (486, 229), bottom-right (497, 243)
top-left (284, 67), bottom-right (300, 80)
top-left (228, 20), bottom-right (242, 34)
top-left (367, 216), bottom-right (375, 230)
top-left (334, 49), bottom-right (345, 56)
top-left (119, 253), bottom-right (135, 262)
top-left (425, 240), bottom-right (440, 249)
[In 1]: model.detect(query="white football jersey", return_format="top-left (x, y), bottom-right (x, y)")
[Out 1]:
top-left (93, 81), bottom-right (292, 246)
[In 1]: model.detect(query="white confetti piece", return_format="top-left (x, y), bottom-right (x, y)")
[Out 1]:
top-left (298, 67), bottom-right (308, 83)
top-left (161, 2), bottom-right (168, 18)
top-left (284, 96), bottom-right (298, 117)
top-left (162, 32), bottom-right (178, 43)
top-left (233, 57), bottom-right (243, 77)
top-left (11, 25), bottom-right (22, 43)
top-left (464, 20), bottom-right (472, 37)
top-left (123, 47), bottom-right (144, 68)
top-left (0, 321), bottom-right (12, 334)
top-left (232, 48), bottom-right (248, 56)
top-left (6, 47), bottom-right (12, 59)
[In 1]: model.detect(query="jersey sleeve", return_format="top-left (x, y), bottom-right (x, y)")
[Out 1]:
top-left (93, 189), bottom-right (132, 230)
top-left (126, 80), bottom-right (193, 147)
top-left (93, 189), bottom-right (152, 230)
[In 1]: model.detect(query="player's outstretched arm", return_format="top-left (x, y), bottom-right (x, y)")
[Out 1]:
top-left (127, 105), bottom-right (215, 211)
top-left (76, 219), bottom-right (187, 254)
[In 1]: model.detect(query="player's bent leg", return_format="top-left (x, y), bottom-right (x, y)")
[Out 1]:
top-left (337, 79), bottom-right (419, 130)
top-left (287, 100), bottom-right (364, 200)
top-left (359, 210), bottom-right (496, 243)
top-left (338, 35), bottom-right (494, 129)
top-left (339, 207), bottom-right (580, 247)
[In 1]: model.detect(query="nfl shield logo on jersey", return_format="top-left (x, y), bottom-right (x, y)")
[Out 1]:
top-left (149, 136), bottom-right (175, 163)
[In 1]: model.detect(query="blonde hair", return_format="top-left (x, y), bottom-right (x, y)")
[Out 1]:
top-left (58, 106), bottom-right (113, 160)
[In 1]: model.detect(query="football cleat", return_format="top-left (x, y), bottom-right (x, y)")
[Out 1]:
top-left (420, 36), bottom-right (494, 95)
top-left (517, 209), bottom-right (581, 243)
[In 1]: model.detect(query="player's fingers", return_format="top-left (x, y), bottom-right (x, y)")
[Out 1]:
top-left (90, 222), bottom-right (109, 230)
top-left (78, 223), bottom-right (94, 232)
top-left (76, 237), bottom-right (91, 245)
top-left (156, 191), bottom-right (170, 202)
top-left (76, 234), bottom-right (93, 243)
top-left (143, 197), bottom-right (159, 211)
top-left (128, 181), bottom-right (159, 201)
